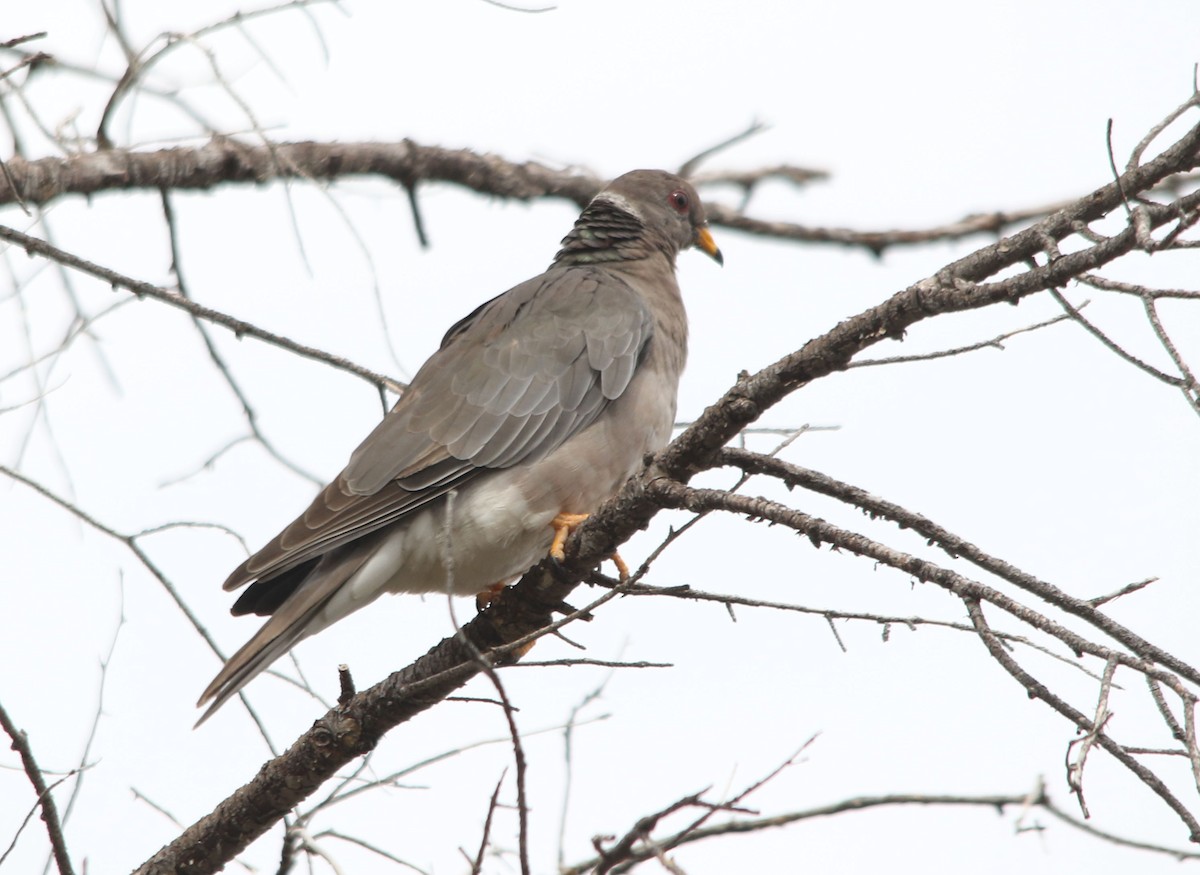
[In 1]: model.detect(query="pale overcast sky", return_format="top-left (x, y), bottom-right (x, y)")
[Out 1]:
top-left (2, 1), bottom-right (1200, 873)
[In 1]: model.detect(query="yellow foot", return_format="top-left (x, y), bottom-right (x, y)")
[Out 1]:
top-left (549, 512), bottom-right (630, 581)
top-left (611, 552), bottom-right (630, 582)
top-left (549, 512), bottom-right (590, 561)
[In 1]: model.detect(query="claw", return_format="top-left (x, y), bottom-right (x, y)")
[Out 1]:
top-left (475, 578), bottom-right (511, 612)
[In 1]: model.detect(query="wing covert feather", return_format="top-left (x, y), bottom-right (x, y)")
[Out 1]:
top-left (346, 266), bottom-right (651, 494)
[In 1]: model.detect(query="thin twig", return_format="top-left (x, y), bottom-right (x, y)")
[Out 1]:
top-left (0, 221), bottom-right (402, 393)
top-left (0, 464), bottom-right (279, 754)
top-left (851, 311), bottom-right (1076, 367)
top-left (158, 189), bottom-right (323, 484)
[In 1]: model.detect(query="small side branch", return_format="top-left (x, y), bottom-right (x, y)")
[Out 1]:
top-left (0, 702), bottom-right (76, 875)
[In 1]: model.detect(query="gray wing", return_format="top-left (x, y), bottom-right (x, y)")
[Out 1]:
top-left (224, 265), bottom-right (653, 591)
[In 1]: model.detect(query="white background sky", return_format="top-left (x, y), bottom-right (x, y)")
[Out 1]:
top-left (2, 1), bottom-right (1200, 873)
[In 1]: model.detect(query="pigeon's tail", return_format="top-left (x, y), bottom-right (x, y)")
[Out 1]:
top-left (195, 543), bottom-right (377, 727)
top-left (195, 612), bottom-right (314, 726)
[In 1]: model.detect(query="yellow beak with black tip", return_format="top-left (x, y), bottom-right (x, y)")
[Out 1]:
top-left (695, 225), bottom-right (724, 265)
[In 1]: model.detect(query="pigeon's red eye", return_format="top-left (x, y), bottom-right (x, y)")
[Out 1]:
top-left (669, 190), bottom-right (690, 213)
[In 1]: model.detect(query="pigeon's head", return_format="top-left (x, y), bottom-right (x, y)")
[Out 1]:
top-left (597, 169), bottom-right (723, 265)
top-left (556, 169), bottom-right (723, 267)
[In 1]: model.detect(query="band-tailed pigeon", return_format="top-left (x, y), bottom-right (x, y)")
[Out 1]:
top-left (197, 169), bottom-right (722, 723)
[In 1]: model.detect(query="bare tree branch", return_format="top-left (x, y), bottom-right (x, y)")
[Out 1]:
top-left (0, 702), bottom-right (76, 875)
top-left (566, 786), bottom-right (1200, 873)
top-left (0, 140), bottom-right (1140, 254)
top-left (0, 221), bottom-right (402, 394)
